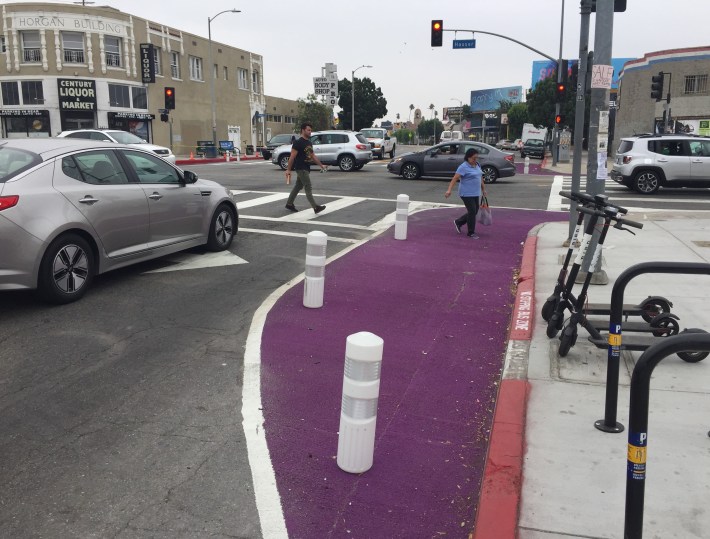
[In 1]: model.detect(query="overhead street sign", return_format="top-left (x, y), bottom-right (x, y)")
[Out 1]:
top-left (453, 39), bottom-right (476, 49)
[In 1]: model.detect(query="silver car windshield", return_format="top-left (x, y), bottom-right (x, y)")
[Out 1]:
top-left (0, 147), bottom-right (41, 183)
top-left (109, 131), bottom-right (146, 144)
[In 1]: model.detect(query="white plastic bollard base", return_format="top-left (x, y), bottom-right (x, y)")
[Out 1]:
top-left (303, 276), bottom-right (324, 309)
top-left (394, 194), bottom-right (409, 240)
top-left (524, 156), bottom-right (530, 175)
top-left (337, 331), bottom-right (384, 474)
top-left (303, 231), bottom-right (327, 308)
top-left (225, 151), bottom-right (230, 162)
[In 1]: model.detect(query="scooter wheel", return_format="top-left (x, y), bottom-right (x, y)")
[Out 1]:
top-left (547, 313), bottom-right (562, 338)
top-left (641, 298), bottom-right (673, 323)
top-left (677, 328), bottom-right (710, 363)
top-left (649, 314), bottom-right (680, 337)
top-left (541, 298), bottom-right (557, 322)
top-left (558, 325), bottom-right (577, 357)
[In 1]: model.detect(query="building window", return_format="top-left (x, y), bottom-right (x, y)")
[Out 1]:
top-left (213, 63), bottom-right (218, 79)
top-left (1, 81), bottom-right (20, 105)
top-left (223, 66), bottom-right (228, 80)
top-left (21, 81), bottom-right (44, 105)
top-left (105, 36), bottom-right (122, 67)
top-left (108, 84), bottom-right (130, 108)
top-left (252, 71), bottom-right (260, 94)
top-left (684, 74), bottom-right (708, 95)
top-left (272, 114), bottom-right (282, 123)
top-left (170, 51), bottom-right (181, 79)
top-left (21, 31), bottom-right (41, 63)
top-left (189, 56), bottom-right (203, 81)
top-left (153, 46), bottom-right (162, 76)
top-left (237, 68), bottom-right (248, 90)
top-left (1, 36), bottom-right (6, 53)
top-left (132, 86), bottom-right (147, 109)
top-left (62, 32), bottom-right (85, 64)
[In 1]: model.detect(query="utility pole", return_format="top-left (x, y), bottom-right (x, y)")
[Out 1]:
top-left (582, 0), bottom-right (614, 279)
top-left (552, 0), bottom-right (565, 166)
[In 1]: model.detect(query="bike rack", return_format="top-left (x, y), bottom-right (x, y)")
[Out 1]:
top-left (594, 261), bottom-right (710, 433)
top-left (624, 332), bottom-right (710, 539)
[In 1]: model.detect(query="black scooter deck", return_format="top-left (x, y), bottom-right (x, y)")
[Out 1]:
top-left (586, 319), bottom-right (666, 333)
top-left (583, 302), bottom-right (648, 316)
top-left (588, 333), bottom-right (660, 351)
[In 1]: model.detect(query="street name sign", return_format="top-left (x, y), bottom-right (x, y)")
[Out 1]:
top-left (453, 39), bottom-right (476, 49)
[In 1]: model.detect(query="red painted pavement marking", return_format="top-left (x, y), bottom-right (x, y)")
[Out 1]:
top-left (518, 236), bottom-right (537, 283)
top-left (509, 279), bottom-right (534, 341)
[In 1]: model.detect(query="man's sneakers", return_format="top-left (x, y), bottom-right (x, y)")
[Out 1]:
top-left (285, 203), bottom-right (298, 212)
top-left (314, 205), bottom-right (326, 214)
top-left (454, 220), bottom-right (462, 234)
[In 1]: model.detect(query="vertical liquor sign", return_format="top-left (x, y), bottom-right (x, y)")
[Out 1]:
top-left (140, 43), bottom-right (155, 84)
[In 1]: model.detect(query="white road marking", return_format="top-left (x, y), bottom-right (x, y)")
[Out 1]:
top-left (236, 192), bottom-right (290, 209)
top-left (238, 227), bottom-right (359, 243)
top-left (279, 196), bottom-right (366, 222)
top-left (143, 250), bottom-right (248, 273)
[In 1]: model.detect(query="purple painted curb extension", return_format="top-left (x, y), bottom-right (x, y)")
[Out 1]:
top-left (261, 207), bottom-right (567, 538)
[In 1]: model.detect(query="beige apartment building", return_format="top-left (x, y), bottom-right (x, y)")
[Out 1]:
top-left (0, 2), bottom-right (299, 155)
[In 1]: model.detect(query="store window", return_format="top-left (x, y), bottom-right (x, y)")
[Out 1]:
top-left (105, 36), bottom-right (122, 67)
top-left (1, 112), bottom-right (51, 138)
top-left (21, 81), bottom-right (44, 106)
top-left (170, 51), bottom-right (181, 79)
top-left (131, 87), bottom-right (147, 109)
top-left (189, 56), bottom-right (203, 81)
top-left (237, 68), bottom-right (248, 90)
top-left (108, 84), bottom-right (130, 108)
top-left (21, 31), bottom-right (41, 63)
top-left (62, 32), bottom-right (85, 64)
top-left (1, 81), bottom-right (20, 105)
top-left (153, 46), bottom-right (162, 76)
top-left (684, 74), bottom-right (708, 95)
top-left (252, 71), bottom-right (260, 94)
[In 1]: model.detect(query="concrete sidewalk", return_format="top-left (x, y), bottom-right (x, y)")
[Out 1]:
top-left (519, 216), bottom-right (710, 538)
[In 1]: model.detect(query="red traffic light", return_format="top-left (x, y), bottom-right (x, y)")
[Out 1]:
top-left (555, 114), bottom-right (564, 125)
top-left (431, 20), bottom-right (443, 47)
top-left (164, 87), bottom-right (175, 109)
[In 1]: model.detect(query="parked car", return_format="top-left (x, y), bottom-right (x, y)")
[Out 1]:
top-left (495, 139), bottom-right (512, 150)
top-left (520, 138), bottom-right (545, 159)
top-left (610, 133), bottom-right (710, 194)
top-left (260, 133), bottom-right (297, 160)
top-left (509, 139), bottom-right (523, 151)
top-left (386, 141), bottom-right (515, 183)
top-left (0, 138), bottom-right (237, 303)
top-left (271, 130), bottom-right (373, 171)
top-left (57, 129), bottom-right (175, 163)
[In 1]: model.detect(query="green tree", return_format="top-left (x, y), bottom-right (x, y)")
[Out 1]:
top-left (337, 77), bottom-right (388, 131)
top-left (295, 94), bottom-right (333, 131)
top-left (506, 102), bottom-right (529, 139)
top-left (417, 118), bottom-right (444, 144)
top-left (394, 129), bottom-right (415, 145)
top-left (525, 71), bottom-right (578, 131)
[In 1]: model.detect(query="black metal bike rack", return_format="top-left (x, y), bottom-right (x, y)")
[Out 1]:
top-left (594, 261), bottom-right (710, 433)
top-left (624, 332), bottom-right (710, 539)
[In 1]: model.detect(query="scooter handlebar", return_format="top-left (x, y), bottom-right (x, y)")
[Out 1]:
top-left (575, 204), bottom-right (644, 230)
top-left (560, 190), bottom-right (629, 214)
top-left (615, 217), bottom-right (644, 230)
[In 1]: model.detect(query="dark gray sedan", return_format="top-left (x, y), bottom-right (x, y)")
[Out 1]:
top-left (386, 141), bottom-right (516, 183)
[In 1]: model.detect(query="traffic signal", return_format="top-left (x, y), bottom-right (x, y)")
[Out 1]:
top-left (555, 114), bottom-right (564, 126)
top-left (650, 72), bottom-right (664, 101)
top-left (164, 87), bottom-right (175, 109)
top-left (555, 82), bottom-right (567, 103)
top-left (431, 20), bottom-right (443, 47)
top-left (160, 112), bottom-right (169, 122)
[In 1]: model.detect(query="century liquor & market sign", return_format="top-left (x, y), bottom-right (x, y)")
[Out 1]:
top-left (57, 79), bottom-right (97, 111)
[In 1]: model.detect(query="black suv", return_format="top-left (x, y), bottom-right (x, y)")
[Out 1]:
top-left (610, 134), bottom-right (710, 194)
top-left (520, 138), bottom-right (546, 159)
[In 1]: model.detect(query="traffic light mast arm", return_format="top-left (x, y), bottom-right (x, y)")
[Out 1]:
top-left (443, 28), bottom-right (558, 64)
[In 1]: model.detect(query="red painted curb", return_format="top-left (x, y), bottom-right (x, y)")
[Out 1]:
top-left (472, 379), bottom-right (529, 539)
top-left (175, 155), bottom-right (264, 165)
top-left (518, 236), bottom-right (537, 283)
top-left (509, 278), bottom-right (534, 341)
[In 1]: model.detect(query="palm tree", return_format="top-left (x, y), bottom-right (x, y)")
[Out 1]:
top-left (408, 104), bottom-right (414, 123)
top-left (429, 103), bottom-right (435, 119)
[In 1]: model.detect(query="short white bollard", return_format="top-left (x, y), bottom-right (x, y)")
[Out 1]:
top-left (303, 231), bottom-right (327, 308)
top-left (225, 150), bottom-right (230, 162)
top-left (524, 155), bottom-right (530, 175)
top-left (394, 194), bottom-right (409, 240)
top-left (337, 331), bottom-right (384, 474)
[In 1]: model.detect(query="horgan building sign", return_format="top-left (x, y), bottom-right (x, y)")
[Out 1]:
top-left (12, 13), bottom-right (126, 35)
top-left (57, 79), bottom-right (97, 111)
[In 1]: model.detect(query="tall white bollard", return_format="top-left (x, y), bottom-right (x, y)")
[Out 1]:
top-left (303, 231), bottom-right (327, 308)
top-left (394, 194), bottom-right (409, 240)
top-left (337, 332), bottom-right (384, 474)
top-left (524, 156), bottom-right (530, 175)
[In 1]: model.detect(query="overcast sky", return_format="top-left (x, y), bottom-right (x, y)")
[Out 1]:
top-left (9, 0), bottom-right (710, 122)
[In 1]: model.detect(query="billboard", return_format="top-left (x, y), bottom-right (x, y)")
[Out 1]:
top-left (531, 58), bottom-right (635, 90)
top-left (469, 86), bottom-right (523, 112)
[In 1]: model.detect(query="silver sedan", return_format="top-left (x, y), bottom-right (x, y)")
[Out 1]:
top-left (0, 138), bottom-right (237, 303)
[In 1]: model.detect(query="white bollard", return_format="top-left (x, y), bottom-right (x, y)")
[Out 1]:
top-left (524, 155), bottom-right (530, 175)
top-left (303, 231), bottom-right (327, 308)
top-left (394, 194), bottom-right (409, 240)
top-left (337, 331), bottom-right (384, 474)
top-left (225, 150), bottom-right (230, 162)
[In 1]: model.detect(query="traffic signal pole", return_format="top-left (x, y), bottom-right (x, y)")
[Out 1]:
top-left (582, 0), bottom-right (614, 277)
top-left (552, 0), bottom-right (565, 167)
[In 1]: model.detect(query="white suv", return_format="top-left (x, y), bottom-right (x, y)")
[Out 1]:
top-left (611, 134), bottom-right (710, 194)
top-left (57, 129), bottom-right (175, 163)
top-left (271, 130), bottom-right (373, 171)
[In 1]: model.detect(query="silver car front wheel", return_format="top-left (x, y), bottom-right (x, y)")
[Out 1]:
top-left (338, 154), bottom-right (355, 171)
top-left (207, 203), bottom-right (237, 251)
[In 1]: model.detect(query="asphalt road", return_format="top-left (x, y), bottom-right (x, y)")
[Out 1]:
top-left (1, 154), bottom-right (709, 537)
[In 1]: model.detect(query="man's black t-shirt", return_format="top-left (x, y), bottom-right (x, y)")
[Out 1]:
top-left (292, 137), bottom-right (314, 170)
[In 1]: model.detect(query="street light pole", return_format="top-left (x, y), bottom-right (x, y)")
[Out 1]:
top-left (208, 9), bottom-right (240, 146)
top-left (351, 64), bottom-right (372, 131)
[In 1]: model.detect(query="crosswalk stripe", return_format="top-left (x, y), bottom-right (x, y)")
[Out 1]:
top-left (279, 196), bottom-right (366, 222)
top-left (238, 227), bottom-right (359, 243)
top-left (235, 192), bottom-right (289, 209)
